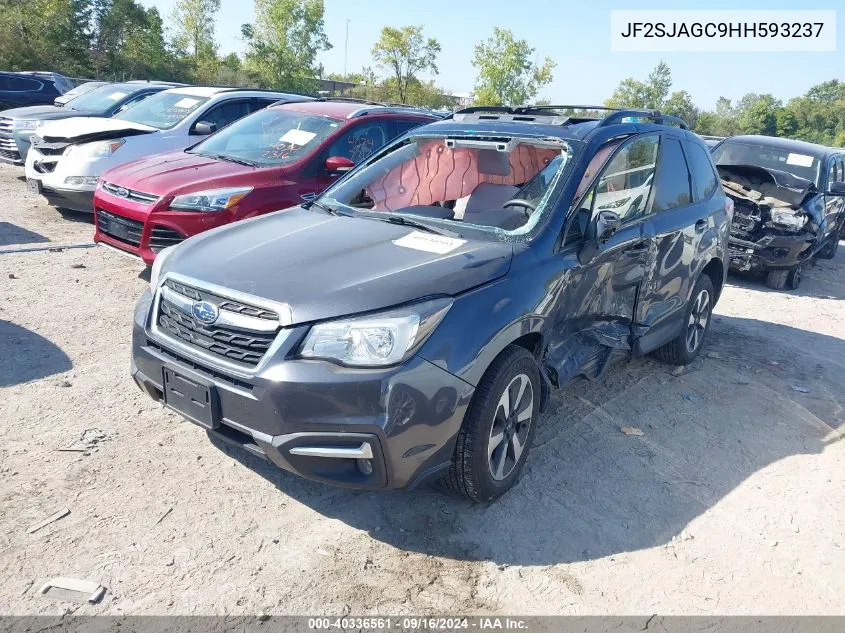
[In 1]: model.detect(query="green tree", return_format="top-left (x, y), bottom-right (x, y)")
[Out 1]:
top-left (735, 94), bottom-right (781, 136)
top-left (171, 0), bottom-right (220, 63)
top-left (471, 27), bottom-right (554, 106)
top-left (663, 90), bottom-right (699, 129)
top-left (242, 0), bottom-right (331, 94)
top-left (606, 61), bottom-right (672, 110)
top-left (371, 26), bottom-right (440, 104)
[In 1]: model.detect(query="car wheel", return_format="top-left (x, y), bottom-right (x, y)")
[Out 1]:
top-left (653, 274), bottom-right (715, 366)
top-left (818, 235), bottom-right (839, 260)
top-left (787, 262), bottom-right (805, 289)
top-left (444, 345), bottom-right (540, 502)
top-left (765, 269), bottom-right (790, 290)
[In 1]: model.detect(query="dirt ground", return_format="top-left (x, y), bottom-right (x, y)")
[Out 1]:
top-left (0, 162), bottom-right (843, 616)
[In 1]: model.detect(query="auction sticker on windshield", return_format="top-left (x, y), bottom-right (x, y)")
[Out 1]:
top-left (393, 231), bottom-right (466, 254)
top-left (174, 98), bottom-right (200, 109)
top-left (107, 91), bottom-right (128, 101)
top-left (280, 129), bottom-right (317, 145)
top-left (786, 153), bottom-right (814, 167)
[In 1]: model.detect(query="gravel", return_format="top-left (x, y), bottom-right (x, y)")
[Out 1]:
top-left (0, 163), bottom-right (843, 615)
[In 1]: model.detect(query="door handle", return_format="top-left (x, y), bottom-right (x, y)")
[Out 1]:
top-left (694, 219), bottom-right (708, 232)
top-left (626, 242), bottom-right (651, 255)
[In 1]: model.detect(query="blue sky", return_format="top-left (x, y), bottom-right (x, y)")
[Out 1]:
top-left (139, 0), bottom-right (842, 109)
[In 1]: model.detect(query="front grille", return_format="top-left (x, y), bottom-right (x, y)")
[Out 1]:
top-left (97, 208), bottom-right (143, 246)
top-left (101, 181), bottom-right (160, 205)
top-left (0, 136), bottom-right (20, 162)
top-left (36, 145), bottom-right (66, 156)
top-left (0, 117), bottom-right (12, 136)
top-left (149, 225), bottom-right (184, 252)
top-left (157, 280), bottom-right (280, 367)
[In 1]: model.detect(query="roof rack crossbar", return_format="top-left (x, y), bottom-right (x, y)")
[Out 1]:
top-left (598, 108), bottom-right (689, 130)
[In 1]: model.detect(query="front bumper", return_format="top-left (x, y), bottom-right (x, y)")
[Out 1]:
top-left (39, 185), bottom-right (95, 213)
top-left (728, 232), bottom-right (814, 272)
top-left (25, 146), bottom-right (104, 206)
top-left (131, 289), bottom-right (474, 490)
top-left (94, 188), bottom-right (230, 266)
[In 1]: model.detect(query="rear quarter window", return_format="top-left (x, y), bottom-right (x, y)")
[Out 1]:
top-left (685, 141), bottom-right (720, 201)
top-left (6, 76), bottom-right (42, 92)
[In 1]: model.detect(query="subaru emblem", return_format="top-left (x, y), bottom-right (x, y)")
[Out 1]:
top-left (191, 301), bottom-right (219, 324)
top-left (115, 187), bottom-right (129, 198)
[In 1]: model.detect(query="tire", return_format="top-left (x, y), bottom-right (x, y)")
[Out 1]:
top-left (444, 345), bottom-right (540, 502)
top-left (818, 235), bottom-right (839, 260)
top-left (786, 262), bottom-right (805, 289)
top-left (653, 274), bottom-right (715, 366)
top-left (766, 269), bottom-right (789, 290)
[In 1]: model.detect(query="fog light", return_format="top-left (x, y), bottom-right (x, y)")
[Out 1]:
top-left (357, 458), bottom-right (373, 475)
top-left (64, 176), bottom-right (99, 187)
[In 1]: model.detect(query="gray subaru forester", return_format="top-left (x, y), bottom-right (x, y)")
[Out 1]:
top-left (132, 106), bottom-right (730, 501)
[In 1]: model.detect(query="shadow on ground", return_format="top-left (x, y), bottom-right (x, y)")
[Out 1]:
top-left (56, 208), bottom-right (95, 224)
top-left (208, 315), bottom-right (844, 566)
top-left (0, 222), bottom-right (49, 247)
top-left (0, 320), bottom-right (72, 387)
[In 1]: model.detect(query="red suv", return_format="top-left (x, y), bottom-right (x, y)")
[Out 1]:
top-left (93, 100), bottom-right (439, 265)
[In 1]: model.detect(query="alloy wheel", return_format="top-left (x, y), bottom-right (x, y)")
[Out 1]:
top-left (686, 289), bottom-right (710, 353)
top-left (487, 373), bottom-right (534, 481)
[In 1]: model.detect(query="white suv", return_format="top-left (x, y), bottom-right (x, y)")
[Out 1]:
top-left (24, 86), bottom-right (311, 212)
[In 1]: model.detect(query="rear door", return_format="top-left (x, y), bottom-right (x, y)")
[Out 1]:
top-left (633, 134), bottom-right (721, 353)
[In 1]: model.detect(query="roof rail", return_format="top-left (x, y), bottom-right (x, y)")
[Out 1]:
top-left (598, 108), bottom-right (689, 130)
top-left (317, 96), bottom-right (385, 106)
top-left (347, 105), bottom-right (439, 119)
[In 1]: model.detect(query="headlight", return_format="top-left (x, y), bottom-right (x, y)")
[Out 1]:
top-left (149, 244), bottom-right (177, 290)
top-left (770, 208), bottom-right (808, 231)
top-left (68, 139), bottom-right (125, 158)
top-left (15, 119), bottom-right (41, 130)
top-left (299, 298), bottom-right (453, 367)
top-left (170, 187), bottom-right (253, 213)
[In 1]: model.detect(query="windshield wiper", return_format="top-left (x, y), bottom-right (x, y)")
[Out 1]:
top-left (361, 213), bottom-right (462, 238)
top-left (309, 199), bottom-right (352, 217)
top-left (192, 151), bottom-right (257, 167)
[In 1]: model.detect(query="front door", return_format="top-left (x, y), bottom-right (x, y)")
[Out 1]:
top-left (548, 133), bottom-right (660, 378)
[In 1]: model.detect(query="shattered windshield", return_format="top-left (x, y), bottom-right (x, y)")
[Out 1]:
top-left (190, 108), bottom-right (339, 167)
top-left (318, 135), bottom-right (572, 240)
top-left (712, 141), bottom-right (821, 186)
top-left (114, 92), bottom-right (209, 130)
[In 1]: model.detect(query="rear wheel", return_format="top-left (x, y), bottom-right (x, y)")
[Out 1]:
top-left (444, 346), bottom-right (540, 502)
top-left (653, 274), bottom-right (714, 366)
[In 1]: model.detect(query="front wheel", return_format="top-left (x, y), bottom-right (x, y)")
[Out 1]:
top-left (444, 346), bottom-right (540, 502)
top-left (653, 274), bottom-right (714, 366)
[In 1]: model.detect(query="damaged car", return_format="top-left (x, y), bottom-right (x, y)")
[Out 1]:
top-left (131, 106), bottom-right (730, 501)
top-left (712, 135), bottom-right (845, 290)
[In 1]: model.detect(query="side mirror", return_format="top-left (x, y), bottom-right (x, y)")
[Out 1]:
top-left (325, 155), bottom-right (355, 174)
top-left (191, 121), bottom-right (216, 136)
top-left (828, 181), bottom-right (845, 196)
top-left (577, 209), bottom-right (621, 265)
top-left (595, 210), bottom-right (621, 244)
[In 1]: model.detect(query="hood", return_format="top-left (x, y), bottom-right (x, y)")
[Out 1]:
top-left (165, 207), bottom-right (513, 324)
top-left (102, 150), bottom-right (254, 196)
top-left (38, 116), bottom-right (157, 144)
top-left (717, 164), bottom-right (815, 209)
top-left (0, 105), bottom-right (66, 120)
